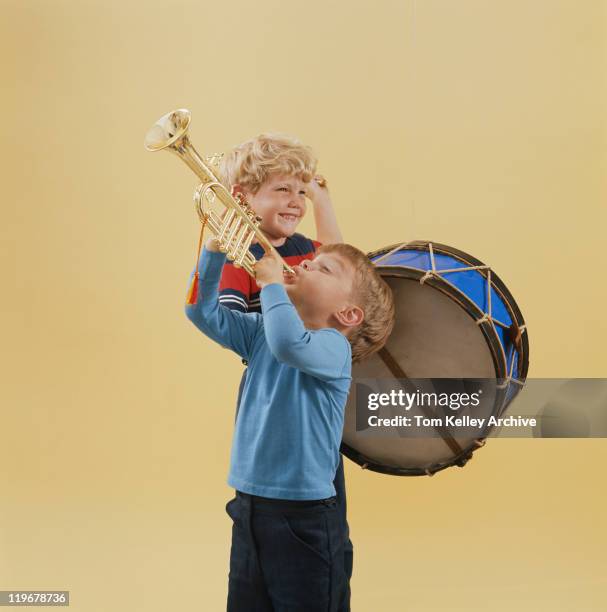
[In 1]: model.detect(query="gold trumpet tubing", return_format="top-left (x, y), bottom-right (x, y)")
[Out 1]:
top-left (193, 181), bottom-right (235, 239)
top-left (229, 223), bottom-right (251, 259)
top-left (172, 135), bottom-right (222, 190)
top-left (223, 216), bottom-right (244, 252)
top-left (234, 211), bottom-right (261, 270)
top-left (234, 233), bottom-right (257, 268)
top-left (216, 209), bottom-right (236, 243)
top-left (206, 211), bottom-right (255, 275)
top-left (194, 182), bottom-right (235, 238)
top-left (239, 257), bottom-right (256, 277)
top-left (205, 209), bottom-right (228, 237)
top-left (231, 236), bottom-right (256, 269)
top-left (207, 209), bottom-right (246, 257)
top-left (208, 183), bottom-right (271, 254)
top-left (201, 213), bottom-right (255, 276)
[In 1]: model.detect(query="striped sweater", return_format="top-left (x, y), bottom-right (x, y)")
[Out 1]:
top-left (219, 232), bottom-right (321, 313)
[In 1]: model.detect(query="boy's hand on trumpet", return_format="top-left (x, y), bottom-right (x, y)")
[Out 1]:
top-left (205, 237), bottom-right (222, 252)
top-left (254, 243), bottom-right (287, 289)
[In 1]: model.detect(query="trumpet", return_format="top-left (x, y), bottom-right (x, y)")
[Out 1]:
top-left (144, 109), bottom-right (295, 277)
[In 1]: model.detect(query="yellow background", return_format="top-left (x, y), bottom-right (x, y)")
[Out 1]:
top-left (1, 0), bottom-right (606, 610)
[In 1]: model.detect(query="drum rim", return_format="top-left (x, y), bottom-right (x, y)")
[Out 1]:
top-left (339, 439), bottom-right (487, 476)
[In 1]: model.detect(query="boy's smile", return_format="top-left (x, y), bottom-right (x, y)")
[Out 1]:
top-left (277, 211), bottom-right (300, 227)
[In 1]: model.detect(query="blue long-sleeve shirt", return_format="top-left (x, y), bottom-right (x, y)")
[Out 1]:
top-left (185, 248), bottom-right (352, 500)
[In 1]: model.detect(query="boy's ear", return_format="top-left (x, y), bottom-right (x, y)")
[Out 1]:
top-left (334, 305), bottom-right (364, 329)
top-left (232, 184), bottom-right (256, 205)
top-left (231, 184), bottom-right (245, 197)
top-left (232, 183), bottom-right (255, 198)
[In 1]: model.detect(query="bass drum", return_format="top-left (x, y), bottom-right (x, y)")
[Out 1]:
top-left (340, 240), bottom-right (530, 476)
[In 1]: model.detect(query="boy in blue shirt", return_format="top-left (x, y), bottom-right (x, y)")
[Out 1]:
top-left (186, 237), bottom-right (394, 611)
top-left (217, 131), bottom-right (357, 596)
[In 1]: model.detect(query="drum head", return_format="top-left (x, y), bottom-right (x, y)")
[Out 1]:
top-left (367, 274), bottom-right (498, 378)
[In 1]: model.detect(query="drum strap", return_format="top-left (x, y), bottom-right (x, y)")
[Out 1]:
top-left (377, 347), bottom-right (474, 468)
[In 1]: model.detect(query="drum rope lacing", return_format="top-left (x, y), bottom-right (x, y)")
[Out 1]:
top-left (373, 241), bottom-right (527, 392)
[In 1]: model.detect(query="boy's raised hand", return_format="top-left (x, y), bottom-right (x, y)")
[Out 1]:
top-left (306, 174), bottom-right (330, 204)
top-left (254, 244), bottom-right (285, 288)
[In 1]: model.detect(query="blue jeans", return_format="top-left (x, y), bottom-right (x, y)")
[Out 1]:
top-left (226, 492), bottom-right (349, 611)
top-left (332, 454), bottom-right (353, 595)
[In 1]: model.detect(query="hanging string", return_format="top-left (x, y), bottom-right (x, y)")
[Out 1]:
top-left (409, 0), bottom-right (418, 241)
top-left (185, 217), bottom-right (208, 306)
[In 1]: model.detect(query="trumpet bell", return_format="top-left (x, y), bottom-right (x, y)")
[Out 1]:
top-left (144, 109), bottom-right (191, 152)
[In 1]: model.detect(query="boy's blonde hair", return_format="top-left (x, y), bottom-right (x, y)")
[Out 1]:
top-left (318, 243), bottom-right (396, 364)
top-left (219, 133), bottom-right (317, 193)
